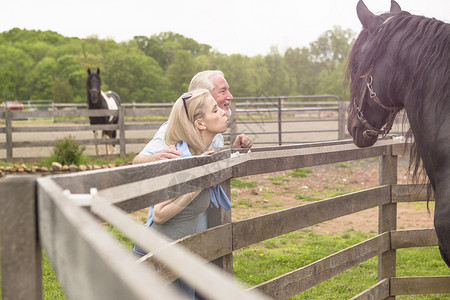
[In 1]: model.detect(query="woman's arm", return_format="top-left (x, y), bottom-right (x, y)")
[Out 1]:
top-left (133, 145), bottom-right (183, 164)
top-left (152, 190), bottom-right (202, 224)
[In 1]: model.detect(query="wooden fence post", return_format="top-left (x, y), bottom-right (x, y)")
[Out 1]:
top-left (119, 106), bottom-right (126, 157)
top-left (378, 146), bottom-right (397, 298)
top-left (0, 175), bottom-right (42, 300)
top-left (229, 102), bottom-right (237, 148)
top-left (208, 150), bottom-right (233, 274)
top-left (208, 179), bottom-right (233, 274)
top-left (278, 97), bottom-right (283, 146)
top-left (338, 99), bottom-right (347, 140)
top-left (5, 110), bottom-right (13, 161)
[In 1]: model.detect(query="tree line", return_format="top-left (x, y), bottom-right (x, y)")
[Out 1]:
top-left (0, 27), bottom-right (355, 104)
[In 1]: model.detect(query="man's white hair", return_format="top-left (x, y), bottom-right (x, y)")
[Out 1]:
top-left (188, 70), bottom-right (224, 92)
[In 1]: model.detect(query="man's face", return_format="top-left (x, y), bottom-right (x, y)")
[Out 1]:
top-left (210, 75), bottom-right (233, 117)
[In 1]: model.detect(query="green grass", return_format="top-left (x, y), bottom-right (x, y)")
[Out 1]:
top-left (38, 152), bottom-right (136, 168)
top-left (295, 194), bottom-right (321, 202)
top-left (288, 168), bottom-right (313, 178)
top-left (337, 162), bottom-right (351, 168)
top-left (42, 253), bottom-right (65, 299)
top-left (233, 230), bottom-right (450, 299)
top-left (233, 198), bottom-right (254, 208)
top-left (267, 175), bottom-right (290, 185)
top-left (0, 152), bottom-right (136, 169)
top-left (3, 228), bottom-right (449, 299)
top-left (231, 178), bottom-right (257, 188)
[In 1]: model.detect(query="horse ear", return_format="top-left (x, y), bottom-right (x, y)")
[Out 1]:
top-left (88, 68), bottom-right (91, 74)
top-left (357, 0), bottom-right (376, 30)
top-left (390, 0), bottom-right (401, 14)
top-left (96, 68), bottom-right (100, 74)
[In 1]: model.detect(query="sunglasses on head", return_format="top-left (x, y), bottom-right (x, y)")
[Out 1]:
top-left (181, 92), bottom-right (193, 119)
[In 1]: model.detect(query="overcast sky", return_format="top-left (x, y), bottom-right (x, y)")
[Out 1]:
top-left (1, 0), bottom-right (449, 57)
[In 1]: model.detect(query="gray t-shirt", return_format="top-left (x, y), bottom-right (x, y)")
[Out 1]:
top-left (150, 189), bottom-right (211, 241)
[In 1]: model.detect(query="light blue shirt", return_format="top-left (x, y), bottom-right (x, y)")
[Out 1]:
top-left (141, 122), bottom-right (225, 232)
top-left (140, 122), bottom-right (224, 155)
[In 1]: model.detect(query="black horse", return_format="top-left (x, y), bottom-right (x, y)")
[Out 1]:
top-left (86, 68), bottom-right (121, 155)
top-left (347, 0), bottom-right (450, 267)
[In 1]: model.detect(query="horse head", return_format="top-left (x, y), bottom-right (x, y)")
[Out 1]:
top-left (347, 0), bottom-right (404, 148)
top-left (86, 68), bottom-right (102, 105)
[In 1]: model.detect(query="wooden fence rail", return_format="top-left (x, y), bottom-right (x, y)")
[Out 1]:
top-left (1, 138), bottom-right (449, 299)
top-left (0, 96), bottom-right (352, 161)
top-left (0, 96), bottom-right (409, 161)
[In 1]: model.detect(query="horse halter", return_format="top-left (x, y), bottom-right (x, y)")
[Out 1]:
top-left (89, 87), bottom-right (100, 95)
top-left (354, 66), bottom-right (403, 140)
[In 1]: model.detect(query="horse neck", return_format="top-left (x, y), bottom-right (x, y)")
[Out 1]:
top-left (389, 19), bottom-right (449, 186)
top-left (405, 100), bottom-right (449, 190)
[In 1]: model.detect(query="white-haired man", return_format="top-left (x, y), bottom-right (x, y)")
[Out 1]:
top-left (132, 70), bottom-right (253, 164)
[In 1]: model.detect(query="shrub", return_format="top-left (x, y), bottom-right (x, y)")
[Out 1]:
top-left (50, 135), bottom-right (85, 165)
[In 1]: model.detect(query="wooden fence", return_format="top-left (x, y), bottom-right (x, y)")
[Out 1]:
top-left (0, 96), bottom-right (354, 161)
top-left (1, 138), bottom-right (449, 299)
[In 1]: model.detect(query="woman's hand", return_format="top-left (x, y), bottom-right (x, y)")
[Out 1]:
top-left (158, 145), bottom-right (183, 160)
top-left (201, 150), bottom-right (215, 156)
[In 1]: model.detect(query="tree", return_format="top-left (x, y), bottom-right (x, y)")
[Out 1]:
top-left (264, 47), bottom-right (289, 96)
top-left (28, 57), bottom-right (57, 99)
top-left (0, 27), bottom-right (356, 103)
top-left (52, 77), bottom-right (74, 103)
top-left (315, 60), bottom-right (349, 101)
top-left (0, 44), bottom-right (34, 99)
top-left (308, 26), bottom-right (355, 97)
top-left (218, 54), bottom-right (257, 97)
top-left (166, 50), bottom-right (196, 100)
top-left (56, 55), bottom-right (85, 102)
top-left (247, 55), bottom-right (270, 97)
top-left (310, 26), bottom-right (355, 66)
top-left (134, 32), bottom-right (211, 71)
top-left (284, 47), bottom-right (315, 95)
top-left (103, 49), bottom-right (165, 102)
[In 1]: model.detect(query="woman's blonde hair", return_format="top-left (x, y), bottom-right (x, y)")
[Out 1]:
top-left (165, 89), bottom-right (212, 155)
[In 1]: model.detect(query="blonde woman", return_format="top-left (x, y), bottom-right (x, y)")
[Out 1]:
top-left (133, 89), bottom-right (230, 298)
top-left (150, 88), bottom-right (230, 237)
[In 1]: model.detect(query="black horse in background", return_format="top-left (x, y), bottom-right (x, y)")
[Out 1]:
top-left (86, 68), bottom-right (121, 155)
top-left (347, 0), bottom-right (450, 267)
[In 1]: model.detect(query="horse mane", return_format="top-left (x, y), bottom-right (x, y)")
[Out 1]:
top-left (347, 11), bottom-right (450, 193)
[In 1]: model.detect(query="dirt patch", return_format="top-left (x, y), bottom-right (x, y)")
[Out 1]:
top-left (230, 156), bottom-right (434, 235)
